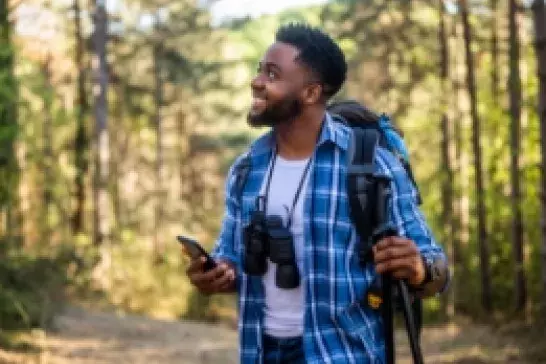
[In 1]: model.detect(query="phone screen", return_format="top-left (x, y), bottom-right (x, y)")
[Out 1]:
top-left (176, 235), bottom-right (217, 271)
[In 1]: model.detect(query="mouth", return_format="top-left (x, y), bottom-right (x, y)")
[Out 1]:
top-left (250, 96), bottom-right (267, 114)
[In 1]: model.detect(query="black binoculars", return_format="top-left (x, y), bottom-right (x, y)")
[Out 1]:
top-left (243, 210), bottom-right (300, 289)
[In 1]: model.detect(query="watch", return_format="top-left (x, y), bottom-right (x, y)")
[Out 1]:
top-left (421, 255), bottom-right (441, 285)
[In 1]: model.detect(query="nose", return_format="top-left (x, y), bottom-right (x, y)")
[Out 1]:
top-left (251, 72), bottom-right (265, 91)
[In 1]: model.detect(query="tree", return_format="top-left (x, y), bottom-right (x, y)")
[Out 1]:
top-left (0, 0), bottom-right (18, 240)
top-left (92, 0), bottom-right (110, 248)
top-left (491, 0), bottom-right (500, 104)
top-left (508, 0), bottom-right (525, 312)
top-left (152, 21), bottom-right (165, 261)
top-left (460, 0), bottom-right (492, 311)
top-left (532, 0), bottom-right (546, 307)
top-left (439, 0), bottom-right (455, 318)
top-left (72, 0), bottom-right (89, 235)
top-left (41, 54), bottom-right (54, 240)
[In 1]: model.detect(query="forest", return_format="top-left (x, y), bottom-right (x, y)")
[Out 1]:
top-left (0, 0), bottom-right (545, 362)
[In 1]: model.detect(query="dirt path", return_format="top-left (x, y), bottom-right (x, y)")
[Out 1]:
top-left (0, 306), bottom-right (537, 363)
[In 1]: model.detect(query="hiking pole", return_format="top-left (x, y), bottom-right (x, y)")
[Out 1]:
top-left (372, 175), bottom-right (397, 364)
top-left (372, 175), bottom-right (424, 364)
top-left (396, 279), bottom-right (424, 364)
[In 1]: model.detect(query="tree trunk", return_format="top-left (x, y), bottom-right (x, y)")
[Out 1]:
top-left (491, 0), bottom-right (500, 104)
top-left (153, 40), bottom-right (164, 262)
top-left (531, 0), bottom-right (546, 308)
top-left (42, 54), bottom-right (54, 242)
top-left (72, 0), bottom-right (89, 235)
top-left (439, 0), bottom-right (455, 319)
top-left (0, 0), bottom-right (18, 240)
top-left (460, 0), bottom-right (492, 311)
top-left (92, 0), bottom-right (110, 248)
top-left (508, 0), bottom-right (526, 313)
top-left (110, 82), bottom-right (124, 238)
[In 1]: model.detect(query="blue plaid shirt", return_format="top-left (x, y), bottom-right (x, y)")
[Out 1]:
top-left (212, 113), bottom-right (446, 364)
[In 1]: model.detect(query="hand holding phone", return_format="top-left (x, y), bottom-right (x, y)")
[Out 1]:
top-left (179, 235), bottom-right (236, 294)
top-left (177, 235), bottom-right (217, 271)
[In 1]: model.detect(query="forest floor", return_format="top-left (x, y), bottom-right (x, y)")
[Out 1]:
top-left (0, 305), bottom-right (544, 364)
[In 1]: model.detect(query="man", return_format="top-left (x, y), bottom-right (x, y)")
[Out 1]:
top-left (186, 23), bottom-right (448, 364)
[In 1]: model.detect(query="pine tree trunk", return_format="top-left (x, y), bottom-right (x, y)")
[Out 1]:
top-left (491, 0), bottom-right (500, 104)
top-left (73, 0), bottom-right (89, 235)
top-left (508, 0), bottom-right (526, 313)
top-left (460, 0), bottom-right (492, 311)
top-left (42, 54), bottom-right (54, 241)
top-left (0, 0), bottom-right (18, 240)
top-left (92, 0), bottom-right (110, 247)
top-left (153, 40), bottom-right (164, 262)
top-left (450, 18), bottom-right (465, 312)
top-left (531, 0), bottom-right (546, 308)
top-left (439, 0), bottom-right (455, 319)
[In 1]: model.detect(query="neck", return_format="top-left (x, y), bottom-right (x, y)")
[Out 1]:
top-left (274, 108), bottom-right (325, 160)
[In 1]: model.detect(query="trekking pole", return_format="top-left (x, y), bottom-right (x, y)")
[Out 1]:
top-left (397, 280), bottom-right (424, 364)
top-left (372, 175), bottom-right (397, 364)
top-left (372, 175), bottom-right (424, 364)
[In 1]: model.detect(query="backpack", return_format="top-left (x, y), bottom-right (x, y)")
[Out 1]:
top-left (232, 100), bottom-right (423, 336)
top-left (326, 100), bottom-right (422, 259)
top-left (327, 100), bottom-right (423, 339)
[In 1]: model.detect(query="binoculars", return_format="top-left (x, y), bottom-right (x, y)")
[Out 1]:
top-left (243, 210), bottom-right (300, 289)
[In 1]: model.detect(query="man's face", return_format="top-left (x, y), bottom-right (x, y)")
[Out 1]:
top-left (247, 42), bottom-right (312, 127)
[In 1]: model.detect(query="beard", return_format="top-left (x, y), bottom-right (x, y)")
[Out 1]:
top-left (247, 96), bottom-right (302, 128)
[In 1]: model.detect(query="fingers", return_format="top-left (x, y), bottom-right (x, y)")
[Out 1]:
top-left (186, 258), bottom-right (236, 294)
top-left (375, 257), bottom-right (416, 275)
top-left (373, 240), bottom-right (419, 263)
top-left (211, 264), bottom-right (236, 292)
top-left (373, 237), bottom-right (424, 284)
top-left (373, 236), bottom-right (417, 253)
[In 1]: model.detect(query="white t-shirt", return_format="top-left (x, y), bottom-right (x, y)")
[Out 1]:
top-left (260, 154), bottom-right (311, 338)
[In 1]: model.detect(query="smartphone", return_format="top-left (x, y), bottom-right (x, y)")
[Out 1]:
top-left (176, 235), bottom-right (217, 271)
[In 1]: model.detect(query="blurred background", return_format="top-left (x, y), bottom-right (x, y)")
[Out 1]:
top-left (0, 0), bottom-right (545, 362)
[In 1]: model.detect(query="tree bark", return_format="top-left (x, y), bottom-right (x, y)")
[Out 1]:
top-left (508, 0), bottom-right (526, 313)
top-left (92, 0), bottom-right (110, 247)
top-left (153, 38), bottom-right (164, 262)
top-left (439, 0), bottom-right (455, 319)
top-left (0, 0), bottom-right (18, 240)
top-left (491, 0), bottom-right (500, 104)
top-left (42, 54), bottom-right (54, 241)
top-left (72, 0), bottom-right (89, 235)
top-left (460, 0), bottom-right (492, 311)
top-left (531, 0), bottom-right (546, 308)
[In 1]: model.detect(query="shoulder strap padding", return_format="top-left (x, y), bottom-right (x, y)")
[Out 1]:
top-left (347, 128), bottom-right (380, 265)
top-left (233, 154), bottom-right (251, 202)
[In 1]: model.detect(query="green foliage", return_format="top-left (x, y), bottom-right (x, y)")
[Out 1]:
top-left (0, 241), bottom-right (69, 330)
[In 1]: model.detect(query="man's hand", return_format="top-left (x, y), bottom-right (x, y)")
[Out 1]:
top-left (372, 236), bottom-right (425, 287)
top-left (186, 256), bottom-right (236, 295)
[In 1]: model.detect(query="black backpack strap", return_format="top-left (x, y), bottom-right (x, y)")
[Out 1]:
top-left (232, 154), bottom-right (251, 203)
top-left (347, 128), bottom-right (380, 266)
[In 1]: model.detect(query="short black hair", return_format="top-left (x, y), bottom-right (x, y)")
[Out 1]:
top-left (275, 23), bottom-right (347, 99)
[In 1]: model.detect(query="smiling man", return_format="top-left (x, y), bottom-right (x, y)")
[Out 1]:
top-left (185, 23), bottom-right (448, 364)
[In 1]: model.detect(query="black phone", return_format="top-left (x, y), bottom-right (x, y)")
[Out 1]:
top-left (176, 235), bottom-right (217, 271)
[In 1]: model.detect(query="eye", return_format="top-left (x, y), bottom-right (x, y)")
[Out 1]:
top-left (267, 70), bottom-right (276, 80)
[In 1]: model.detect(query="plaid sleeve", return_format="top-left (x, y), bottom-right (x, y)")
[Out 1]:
top-left (375, 148), bottom-right (447, 263)
top-left (210, 155), bottom-right (246, 266)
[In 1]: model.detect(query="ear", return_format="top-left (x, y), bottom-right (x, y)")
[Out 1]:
top-left (301, 83), bottom-right (323, 105)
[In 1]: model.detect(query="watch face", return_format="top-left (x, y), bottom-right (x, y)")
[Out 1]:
top-left (432, 264), bottom-right (442, 280)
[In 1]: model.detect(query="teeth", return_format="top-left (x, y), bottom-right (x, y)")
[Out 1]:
top-left (252, 97), bottom-right (266, 109)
